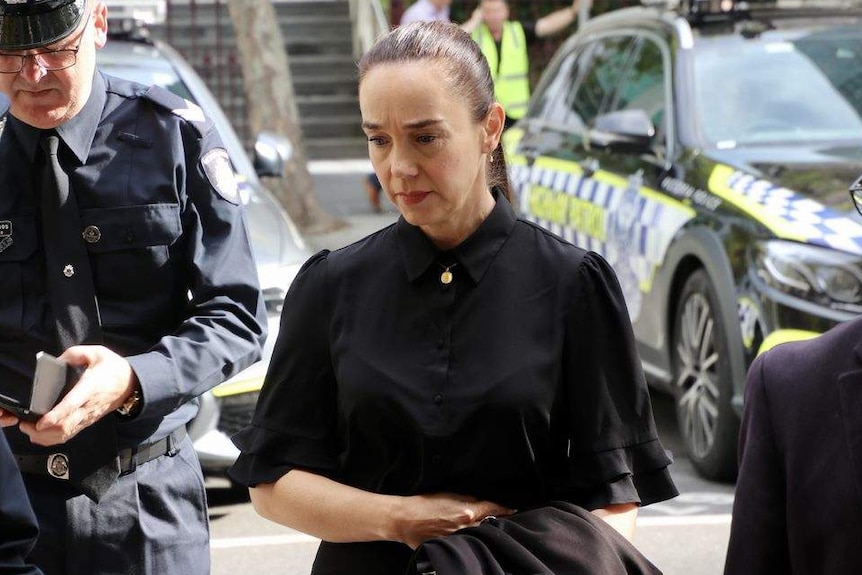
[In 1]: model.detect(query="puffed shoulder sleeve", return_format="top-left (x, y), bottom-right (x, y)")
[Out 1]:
top-left (560, 251), bottom-right (677, 510)
top-left (228, 250), bottom-right (339, 487)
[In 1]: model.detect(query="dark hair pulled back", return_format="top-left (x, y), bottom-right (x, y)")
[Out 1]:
top-left (358, 20), bottom-right (511, 201)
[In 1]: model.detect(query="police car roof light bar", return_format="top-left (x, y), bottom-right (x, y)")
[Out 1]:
top-left (681, 0), bottom-right (759, 27)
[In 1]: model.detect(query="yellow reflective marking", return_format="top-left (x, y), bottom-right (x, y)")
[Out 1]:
top-left (708, 165), bottom-right (807, 242)
top-left (531, 157), bottom-right (695, 215)
top-left (501, 147), bottom-right (697, 297)
top-left (527, 185), bottom-right (607, 240)
top-left (212, 377), bottom-right (264, 398)
top-left (757, 329), bottom-right (820, 356)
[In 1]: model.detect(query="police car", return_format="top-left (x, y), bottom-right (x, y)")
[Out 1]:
top-left (96, 11), bottom-right (311, 478)
top-left (503, 0), bottom-right (862, 481)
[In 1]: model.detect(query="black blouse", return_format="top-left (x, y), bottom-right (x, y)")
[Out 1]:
top-left (230, 192), bottom-right (677, 574)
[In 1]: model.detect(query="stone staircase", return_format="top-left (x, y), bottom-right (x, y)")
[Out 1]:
top-left (147, 0), bottom-right (367, 160)
top-left (276, 0), bottom-right (367, 160)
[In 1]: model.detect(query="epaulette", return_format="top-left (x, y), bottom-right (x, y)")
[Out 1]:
top-left (143, 85), bottom-right (213, 138)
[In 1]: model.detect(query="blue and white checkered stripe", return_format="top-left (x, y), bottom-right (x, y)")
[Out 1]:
top-left (726, 171), bottom-right (862, 255)
top-left (509, 163), bottom-right (694, 292)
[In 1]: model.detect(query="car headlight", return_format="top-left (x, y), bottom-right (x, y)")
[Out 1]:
top-left (753, 240), bottom-right (862, 311)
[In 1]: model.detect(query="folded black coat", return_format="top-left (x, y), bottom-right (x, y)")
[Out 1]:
top-left (410, 501), bottom-right (661, 575)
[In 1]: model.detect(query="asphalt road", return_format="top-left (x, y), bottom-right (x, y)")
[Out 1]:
top-left (203, 165), bottom-right (736, 575)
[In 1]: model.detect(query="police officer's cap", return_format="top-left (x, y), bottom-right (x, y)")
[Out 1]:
top-left (0, 0), bottom-right (87, 51)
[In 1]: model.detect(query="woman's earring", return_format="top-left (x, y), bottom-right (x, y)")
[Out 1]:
top-left (489, 154), bottom-right (495, 164)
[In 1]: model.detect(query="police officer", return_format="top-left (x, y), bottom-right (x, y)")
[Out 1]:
top-left (0, 1), bottom-right (266, 574)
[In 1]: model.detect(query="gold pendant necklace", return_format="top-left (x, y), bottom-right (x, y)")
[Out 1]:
top-left (438, 262), bottom-right (458, 285)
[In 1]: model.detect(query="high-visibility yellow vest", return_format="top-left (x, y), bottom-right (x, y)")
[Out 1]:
top-left (472, 21), bottom-right (530, 120)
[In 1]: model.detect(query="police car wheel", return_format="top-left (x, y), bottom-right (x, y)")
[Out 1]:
top-left (671, 270), bottom-right (739, 482)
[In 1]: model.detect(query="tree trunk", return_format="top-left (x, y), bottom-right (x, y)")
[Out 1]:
top-left (226, 0), bottom-right (342, 233)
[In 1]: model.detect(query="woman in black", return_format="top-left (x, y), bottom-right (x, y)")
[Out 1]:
top-left (229, 21), bottom-right (677, 575)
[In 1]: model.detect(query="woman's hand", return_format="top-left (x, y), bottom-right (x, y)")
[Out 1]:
top-left (391, 492), bottom-right (516, 549)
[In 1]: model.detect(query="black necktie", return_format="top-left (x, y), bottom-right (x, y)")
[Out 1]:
top-left (39, 132), bottom-right (118, 502)
top-left (40, 133), bottom-right (101, 350)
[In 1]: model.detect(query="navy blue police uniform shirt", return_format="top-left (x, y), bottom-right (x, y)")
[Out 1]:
top-left (0, 431), bottom-right (42, 575)
top-left (0, 71), bottom-right (267, 450)
top-left (231, 190), bottom-right (677, 560)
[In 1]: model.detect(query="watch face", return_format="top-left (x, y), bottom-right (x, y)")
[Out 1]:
top-left (118, 389), bottom-right (141, 416)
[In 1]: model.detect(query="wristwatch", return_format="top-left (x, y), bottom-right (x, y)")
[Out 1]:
top-left (116, 384), bottom-right (142, 417)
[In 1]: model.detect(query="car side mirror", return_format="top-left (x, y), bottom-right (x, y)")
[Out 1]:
top-left (253, 132), bottom-right (293, 178)
top-left (589, 109), bottom-right (656, 154)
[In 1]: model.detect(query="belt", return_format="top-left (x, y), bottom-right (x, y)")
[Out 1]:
top-left (15, 427), bottom-right (187, 481)
top-left (118, 427), bottom-right (187, 475)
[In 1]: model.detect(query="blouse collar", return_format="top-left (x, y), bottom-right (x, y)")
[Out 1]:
top-left (396, 187), bottom-right (517, 284)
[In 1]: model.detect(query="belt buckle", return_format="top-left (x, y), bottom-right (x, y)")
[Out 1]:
top-left (47, 453), bottom-right (70, 480)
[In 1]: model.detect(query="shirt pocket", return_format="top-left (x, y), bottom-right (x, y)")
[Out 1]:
top-left (80, 204), bottom-right (183, 327)
top-left (0, 216), bottom-right (37, 332)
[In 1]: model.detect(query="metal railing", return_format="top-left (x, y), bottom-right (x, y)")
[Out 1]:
top-left (349, 0), bottom-right (390, 58)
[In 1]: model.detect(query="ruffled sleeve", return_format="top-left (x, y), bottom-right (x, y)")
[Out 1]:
top-left (559, 251), bottom-right (678, 510)
top-left (228, 250), bottom-right (340, 487)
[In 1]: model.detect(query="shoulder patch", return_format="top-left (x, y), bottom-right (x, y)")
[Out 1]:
top-left (143, 85), bottom-right (212, 137)
top-left (201, 148), bottom-right (240, 204)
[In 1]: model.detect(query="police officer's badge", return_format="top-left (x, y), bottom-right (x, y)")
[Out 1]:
top-left (0, 220), bottom-right (12, 253)
top-left (201, 148), bottom-right (240, 205)
top-left (47, 453), bottom-right (70, 480)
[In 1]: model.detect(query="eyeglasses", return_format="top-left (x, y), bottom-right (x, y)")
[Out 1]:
top-left (0, 9), bottom-right (91, 74)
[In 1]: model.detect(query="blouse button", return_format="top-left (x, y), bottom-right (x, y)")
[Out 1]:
top-left (431, 454), bottom-right (442, 465)
top-left (433, 393), bottom-right (444, 405)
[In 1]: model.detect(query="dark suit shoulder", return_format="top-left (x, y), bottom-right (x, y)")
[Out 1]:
top-left (749, 317), bottom-right (862, 424)
top-left (759, 317), bottom-right (862, 388)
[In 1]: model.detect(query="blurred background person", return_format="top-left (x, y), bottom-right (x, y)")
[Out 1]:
top-left (400, 0), bottom-right (452, 25)
top-left (463, 0), bottom-right (581, 127)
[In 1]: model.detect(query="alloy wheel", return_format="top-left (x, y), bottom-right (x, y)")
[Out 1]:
top-left (675, 292), bottom-right (721, 460)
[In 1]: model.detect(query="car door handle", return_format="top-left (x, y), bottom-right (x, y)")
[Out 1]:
top-left (580, 157), bottom-right (599, 177)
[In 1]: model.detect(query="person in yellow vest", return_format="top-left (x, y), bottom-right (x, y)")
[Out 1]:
top-left (463, 0), bottom-right (580, 127)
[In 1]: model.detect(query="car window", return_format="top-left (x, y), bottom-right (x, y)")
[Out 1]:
top-left (610, 37), bottom-right (667, 134)
top-left (565, 35), bottom-right (637, 129)
top-left (527, 43), bottom-right (586, 130)
top-left (694, 27), bottom-right (862, 146)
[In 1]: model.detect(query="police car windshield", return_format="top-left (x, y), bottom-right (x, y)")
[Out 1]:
top-left (694, 28), bottom-right (862, 147)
